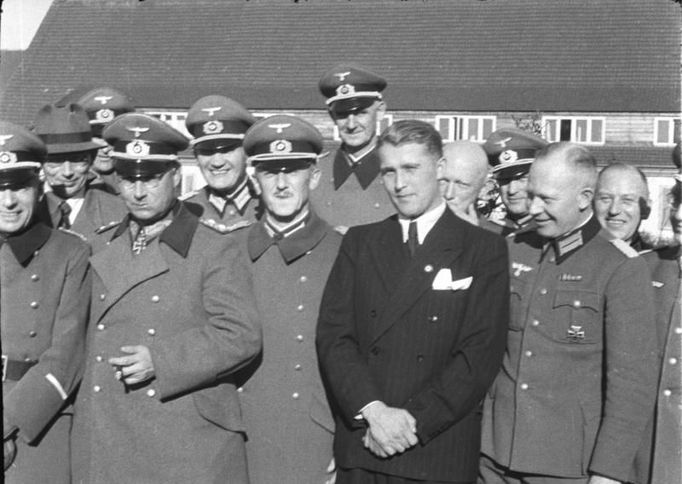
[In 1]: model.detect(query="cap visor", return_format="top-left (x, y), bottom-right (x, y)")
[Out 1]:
top-left (46, 139), bottom-right (107, 154)
top-left (114, 158), bottom-right (173, 178)
top-left (329, 96), bottom-right (377, 115)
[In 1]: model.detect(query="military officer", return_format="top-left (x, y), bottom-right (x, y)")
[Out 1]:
top-left (482, 127), bottom-right (547, 236)
top-left (312, 63), bottom-right (394, 230)
top-left (594, 163), bottom-right (682, 484)
top-left (33, 103), bottom-right (127, 252)
top-left (1, 121), bottom-right (91, 483)
top-left (236, 115), bottom-right (340, 483)
top-left (437, 140), bottom-right (492, 227)
top-left (480, 142), bottom-right (658, 484)
top-left (70, 113), bottom-right (261, 484)
top-left (182, 95), bottom-right (261, 232)
top-left (71, 86), bottom-right (136, 193)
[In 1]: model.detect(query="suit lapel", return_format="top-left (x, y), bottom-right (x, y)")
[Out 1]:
top-left (370, 210), bottom-right (464, 345)
top-left (90, 235), bottom-right (169, 321)
top-left (368, 217), bottom-right (408, 294)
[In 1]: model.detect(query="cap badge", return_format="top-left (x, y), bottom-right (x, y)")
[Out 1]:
top-left (499, 150), bottom-right (518, 164)
top-left (95, 108), bottom-right (115, 122)
top-left (202, 120), bottom-right (224, 135)
top-left (0, 151), bottom-right (17, 164)
top-left (201, 106), bottom-right (222, 117)
top-left (334, 71), bottom-right (351, 82)
top-left (0, 135), bottom-right (13, 146)
top-left (94, 95), bottom-right (113, 105)
top-left (336, 84), bottom-right (355, 97)
top-left (126, 126), bottom-right (150, 138)
top-left (126, 139), bottom-right (151, 157)
top-left (270, 139), bottom-right (292, 154)
top-left (494, 136), bottom-right (512, 148)
top-left (268, 123), bottom-right (291, 134)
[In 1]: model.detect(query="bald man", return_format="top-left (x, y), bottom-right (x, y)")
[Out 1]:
top-left (437, 141), bottom-right (490, 226)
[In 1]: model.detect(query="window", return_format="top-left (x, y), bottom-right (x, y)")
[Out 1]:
top-left (653, 117), bottom-right (677, 146)
top-left (332, 114), bottom-right (393, 141)
top-left (145, 111), bottom-right (191, 137)
top-left (434, 115), bottom-right (496, 142)
top-left (541, 116), bottom-right (605, 145)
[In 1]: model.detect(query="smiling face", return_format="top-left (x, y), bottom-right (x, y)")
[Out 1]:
top-left (594, 166), bottom-right (648, 241)
top-left (330, 100), bottom-right (385, 152)
top-left (194, 143), bottom-right (247, 193)
top-left (43, 151), bottom-right (95, 199)
top-left (0, 179), bottom-right (39, 235)
top-left (379, 142), bottom-right (442, 219)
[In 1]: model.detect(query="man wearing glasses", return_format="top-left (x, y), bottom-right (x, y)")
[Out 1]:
top-left (182, 95), bottom-right (260, 233)
top-left (33, 103), bottom-right (127, 252)
top-left (71, 113), bottom-right (261, 483)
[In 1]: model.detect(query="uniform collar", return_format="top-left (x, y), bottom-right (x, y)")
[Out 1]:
top-left (111, 201), bottom-right (198, 258)
top-left (2, 221), bottom-right (52, 266)
top-left (205, 177), bottom-right (253, 214)
top-left (248, 209), bottom-right (329, 264)
top-left (333, 141), bottom-right (381, 190)
top-left (549, 214), bottom-right (601, 263)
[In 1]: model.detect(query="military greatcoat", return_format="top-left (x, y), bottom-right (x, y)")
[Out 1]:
top-left (71, 203), bottom-right (261, 484)
top-left (310, 145), bottom-right (393, 229)
top-left (237, 211), bottom-right (340, 483)
top-left (481, 216), bottom-right (658, 482)
top-left (2, 223), bottom-right (91, 484)
top-left (182, 183), bottom-right (262, 233)
top-left (40, 182), bottom-right (127, 252)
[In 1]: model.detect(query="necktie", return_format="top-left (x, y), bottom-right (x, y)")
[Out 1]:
top-left (58, 201), bottom-right (71, 229)
top-left (407, 221), bottom-right (418, 256)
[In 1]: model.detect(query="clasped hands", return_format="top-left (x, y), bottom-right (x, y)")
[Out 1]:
top-left (108, 345), bottom-right (155, 386)
top-left (361, 401), bottom-right (418, 458)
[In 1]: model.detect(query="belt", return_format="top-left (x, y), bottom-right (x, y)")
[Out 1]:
top-left (2, 355), bottom-right (37, 382)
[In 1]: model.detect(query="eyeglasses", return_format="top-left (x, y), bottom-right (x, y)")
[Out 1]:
top-left (118, 170), bottom-right (172, 190)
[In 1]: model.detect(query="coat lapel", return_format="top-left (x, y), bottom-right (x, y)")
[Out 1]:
top-left (90, 235), bottom-right (169, 321)
top-left (368, 216), bottom-right (408, 294)
top-left (369, 210), bottom-right (464, 345)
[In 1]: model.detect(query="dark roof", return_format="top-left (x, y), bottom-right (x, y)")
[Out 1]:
top-left (0, 50), bottom-right (27, 94)
top-left (591, 145), bottom-right (680, 171)
top-left (0, 0), bottom-right (679, 125)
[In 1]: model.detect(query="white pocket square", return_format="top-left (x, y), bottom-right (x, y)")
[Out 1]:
top-left (432, 269), bottom-right (473, 291)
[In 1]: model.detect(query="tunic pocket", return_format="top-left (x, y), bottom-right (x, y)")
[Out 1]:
top-left (552, 290), bottom-right (601, 344)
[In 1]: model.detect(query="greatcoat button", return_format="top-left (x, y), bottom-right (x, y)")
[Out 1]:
top-left (146, 389), bottom-right (156, 397)
top-left (676, 328), bottom-right (682, 335)
top-left (532, 320), bottom-right (540, 326)
top-left (237, 387), bottom-right (244, 393)
top-left (520, 383), bottom-right (529, 390)
top-left (294, 364), bottom-right (302, 371)
top-left (429, 315), bottom-right (438, 322)
top-left (151, 295), bottom-right (160, 303)
top-left (31, 274), bottom-right (39, 281)
top-left (297, 304), bottom-right (304, 311)
top-left (96, 355), bottom-right (103, 362)
top-left (374, 203), bottom-right (380, 209)
top-left (539, 288), bottom-right (548, 295)
top-left (664, 389), bottom-right (672, 397)
top-left (299, 276), bottom-right (307, 283)
top-left (669, 358), bottom-right (678, 365)
top-left (573, 300), bottom-right (581, 308)
top-left (525, 350), bottom-right (532, 357)
top-left (97, 324), bottom-right (105, 331)
top-left (100, 294), bottom-right (106, 300)
top-left (30, 301), bottom-right (39, 308)
top-left (148, 328), bottom-right (156, 336)
top-left (296, 334), bottom-right (303, 342)
top-left (29, 331), bottom-right (37, 337)
top-left (93, 385), bottom-right (101, 392)
top-left (292, 392), bottom-right (300, 399)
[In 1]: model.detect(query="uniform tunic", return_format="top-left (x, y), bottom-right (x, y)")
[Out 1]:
top-left (71, 203), bottom-right (261, 484)
top-left (182, 184), bottom-right (261, 233)
top-left (2, 223), bottom-right (91, 484)
top-left (632, 245), bottom-right (681, 484)
top-left (481, 216), bottom-right (658, 482)
top-left (237, 211), bottom-right (340, 483)
top-left (40, 182), bottom-right (127, 253)
top-left (311, 145), bottom-right (393, 229)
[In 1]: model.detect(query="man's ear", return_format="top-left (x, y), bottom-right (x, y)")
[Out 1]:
top-left (577, 186), bottom-right (594, 211)
top-left (375, 100), bottom-right (387, 122)
top-left (308, 164), bottom-right (321, 191)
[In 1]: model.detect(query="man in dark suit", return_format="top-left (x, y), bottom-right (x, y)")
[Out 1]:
top-left (317, 120), bottom-right (510, 483)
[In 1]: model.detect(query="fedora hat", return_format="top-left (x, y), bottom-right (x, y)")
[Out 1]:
top-left (33, 103), bottom-right (106, 154)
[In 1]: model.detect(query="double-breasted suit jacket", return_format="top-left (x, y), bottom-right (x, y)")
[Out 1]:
top-left (2, 222), bottom-right (91, 484)
top-left (237, 211), bottom-right (341, 483)
top-left (71, 203), bottom-right (261, 484)
top-left (41, 183), bottom-right (127, 253)
top-left (311, 145), bottom-right (394, 229)
top-left (316, 209), bottom-right (510, 482)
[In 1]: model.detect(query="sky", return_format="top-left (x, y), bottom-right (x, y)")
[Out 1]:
top-left (1, 0), bottom-right (54, 50)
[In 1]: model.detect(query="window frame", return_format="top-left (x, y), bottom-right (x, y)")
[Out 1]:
top-left (541, 116), bottom-right (606, 145)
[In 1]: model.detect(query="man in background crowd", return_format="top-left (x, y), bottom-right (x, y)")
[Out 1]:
top-left (313, 63), bottom-right (394, 230)
top-left (482, 127), bottom-right (547, 236)
top-left (183, 95), bottom-right (261, 232)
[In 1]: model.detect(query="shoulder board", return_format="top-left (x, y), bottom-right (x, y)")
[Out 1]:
top-left (610, 239), bottom-right (639, 258)
top-left (199, 217), bottom-right (253, 234)
top-left (58, 227), bottom-right (87, 242)
top-left (638, 248), bottom-right (654, 256)
top-left (95, 220), bottom-right (122, 234)
top-left (179, 190), bottom-right (199, 201)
